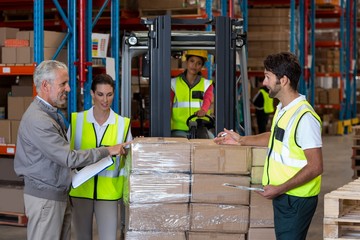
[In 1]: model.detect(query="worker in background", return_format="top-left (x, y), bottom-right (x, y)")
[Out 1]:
top-left (14, 60), bottom-right (128, 240)
top-left (170, 49), bottom-right (214, 138)
top-left (215, 52), bottom-right (323, 240)
top-left (252, 78), bottom-right (274, 133)
top-left (68, 73), bottom-right (132, 240)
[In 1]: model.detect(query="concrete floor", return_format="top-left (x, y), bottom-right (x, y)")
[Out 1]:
top-left (0, 134), bottom-right (355, 240)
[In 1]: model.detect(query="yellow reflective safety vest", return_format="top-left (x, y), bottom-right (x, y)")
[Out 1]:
top-left (262, 100), bottom-right (322, 197)
top-left (69, 110), bottom-right (130, 200)
top-left (171, 76), bottom-right (213, 131)
top-left (259, 88), bottom-right (274, 114)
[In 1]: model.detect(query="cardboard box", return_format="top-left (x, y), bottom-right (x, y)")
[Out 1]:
top-left (1, 47), bottom-right (16, 64)
top-left (0, 157), bottom-right (23, 182)
top-left (247, 228), bottom-right (276, 240)
top-left (190, 203), bottom-right (249, 233)
top-left (251, 166), bottom-right (264, 184)
top-left (11, 85), bottom-right (33, 97)
top-left (16, 31), bottom-right (31, 41)
top-left (191, 142), bottom-right (251, 174)
top-left (126, 203), bottom-right (189, 231)
top-left (188, 232), bottom-right (245, 240)
top-left (7, 96), bottom-right (33, 120)
top-left (11, 120), bottom-right (21, 144)
top-left (328, 88), bottom-right (340, 104)
top-left (18, 76), bottom-right (34, 86)
top-left (0, 185), bottom-right (24, 213)
top-left (29, 30), bottom-right (66, 48)
top-left (0, 120), bottom-right (11, 144)
top-left (249, 186), bottom-right (274, 228)
top-left (191, 174), bottom-right (250, 205)
top-left (125, 231), bottom-right (186, 240)
top-left (129, 137), bottom-right (191, 173)
top-left (92, 33), bottom-right (109, 58)
top-left (16, 47), bottom-right (32, 64)
top-left (125, 173), bottom-right (190, 203)
top-left (251, 147), bottom-right (268, 166)
top-left (0, 27), bottom-right (19, 46)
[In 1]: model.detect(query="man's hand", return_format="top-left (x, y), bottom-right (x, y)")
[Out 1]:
top-left (214, 128), bottom-right (241, 145)
top-left (257, 185), bottom-right (285, 199)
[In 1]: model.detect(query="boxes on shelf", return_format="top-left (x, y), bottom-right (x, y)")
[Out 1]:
top-left (7, 96), bottom-right (33, 120)
top-left (0, 120), bottom-right (11, 144)
top-left (1, 47), bottom-right (16, 64)
top-left (0, 27), bottom-right (19, 46)
top-left (29, 30), bottom-right (66, 48)
top-left (11, 85), bottom-right (33, 97)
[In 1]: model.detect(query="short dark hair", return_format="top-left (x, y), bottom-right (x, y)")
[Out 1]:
top-left (91, 74), bottom-right (115, 92)
top-left (263, 52), bottom-right (301, 91)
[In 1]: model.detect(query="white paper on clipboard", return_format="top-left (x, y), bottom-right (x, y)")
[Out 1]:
top-left (223, 183), bottom-right (264, 192)
top-left (72, 156), bottom-right (114, 188)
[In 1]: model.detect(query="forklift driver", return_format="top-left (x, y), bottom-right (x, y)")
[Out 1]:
top-left (170, 50), bottom-right (214, 138)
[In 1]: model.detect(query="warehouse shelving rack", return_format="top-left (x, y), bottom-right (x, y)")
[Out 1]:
top-left (314, 0), bottom-right (358, 134)
top-left (33, 0), bottom-right (121, 117)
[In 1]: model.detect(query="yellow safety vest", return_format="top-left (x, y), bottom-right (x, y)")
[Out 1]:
top-left (262, 100), bottom-right (322, 197)
top-left (69, 111), bottom-right (130, 200)
top-left (259, 88), bottom-right (274, 114)
top-left (171, 76), bottom-right (213, 131)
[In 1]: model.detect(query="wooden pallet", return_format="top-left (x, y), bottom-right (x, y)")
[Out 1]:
top-left (324, 179), bottom-right (360, 238)
top-left (0, 212), bottom-right (27, 227)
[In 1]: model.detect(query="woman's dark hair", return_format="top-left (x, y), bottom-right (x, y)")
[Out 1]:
top-left (263, 52), bottom-right (301, 91)
top-left (91, 73), bottom-right (115, 92)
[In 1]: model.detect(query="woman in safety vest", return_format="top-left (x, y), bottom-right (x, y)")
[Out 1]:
top-left (68, 74), bottom-right (132, 240)
top-left (170, 49), bottom-right (214, 138)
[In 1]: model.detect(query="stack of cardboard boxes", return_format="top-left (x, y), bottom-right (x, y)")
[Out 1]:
top-left (247, 8), bottom-right (290, 70)
top-left (0, 27), bottom-right (67, 64)
top-left (124, 137), bottom-right (275, 240)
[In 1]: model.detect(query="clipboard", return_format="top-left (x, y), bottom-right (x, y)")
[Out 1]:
top-left (72, 156), bottom-right (114, 188)
top-left (223, 183), bottom-right (264, 192)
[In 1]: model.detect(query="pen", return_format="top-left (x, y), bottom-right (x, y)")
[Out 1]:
top-left (220, 129), bottom-right (233, 137)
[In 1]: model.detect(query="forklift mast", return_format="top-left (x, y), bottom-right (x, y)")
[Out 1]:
top-left (121, 16), bottom-right (250, 137)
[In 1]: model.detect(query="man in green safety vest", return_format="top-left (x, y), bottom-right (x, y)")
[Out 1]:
top-left (253, 79), bottom-right (274, 133)
top-left (215, 52), bottom-right (323, 240)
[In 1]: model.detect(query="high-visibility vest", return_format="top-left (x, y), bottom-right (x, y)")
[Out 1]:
top-left (171, 76), bottom-right (212, 131)
top-left (259, 88), bottom-right (274, 114)
top-left (263, 100), bottom-right (322, 197)
top-left (69, 111), bottom-right (130, 200)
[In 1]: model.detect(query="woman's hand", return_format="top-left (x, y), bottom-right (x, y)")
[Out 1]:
top-left (195, 109), bottom-right (206, 117)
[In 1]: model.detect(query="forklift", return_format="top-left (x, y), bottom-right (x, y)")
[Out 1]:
top-left (121, 15), bottom-right (250, 137)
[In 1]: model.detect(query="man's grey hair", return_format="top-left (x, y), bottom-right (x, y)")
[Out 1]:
top-left (34, 60), bottom-right (68, 93)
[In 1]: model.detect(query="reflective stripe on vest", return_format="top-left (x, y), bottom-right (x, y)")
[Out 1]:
top-left (259, 89), bottom-right (274, 114)
top-left (262, 100), bottom-right (322, 197)
top-left (171, 76), bottom-right (212, 131)
top-left (69, 111), bottom-right (130, 200)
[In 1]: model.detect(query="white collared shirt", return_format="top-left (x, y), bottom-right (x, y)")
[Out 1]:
top-left (275, 95), bottom-right (322, 150)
